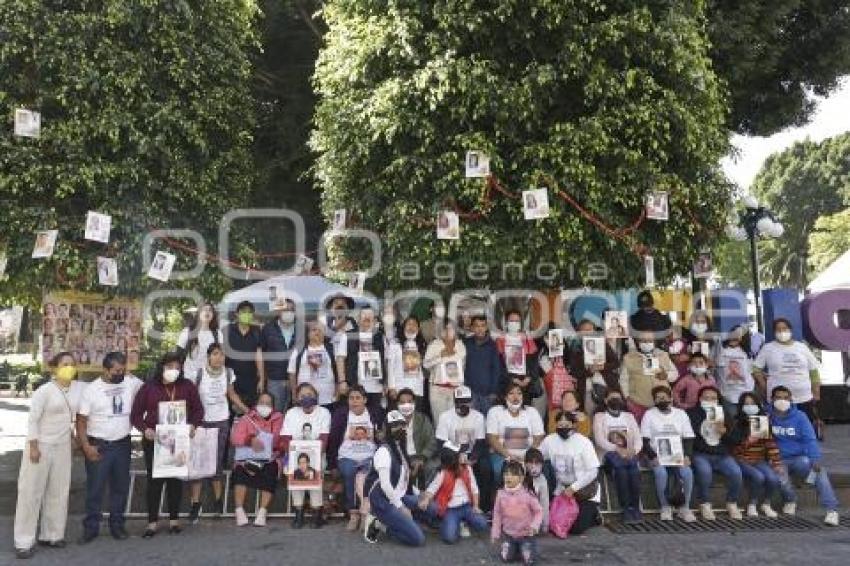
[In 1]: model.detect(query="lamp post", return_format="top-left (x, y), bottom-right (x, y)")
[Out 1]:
top-left (726, 195), bottom-right (784, 333)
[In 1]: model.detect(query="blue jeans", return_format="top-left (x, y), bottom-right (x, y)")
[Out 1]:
top-left (369, 492), bottom-right (425, 547)
top-left (266, 379), bottom-right (291, 413)
top-left (692, 453), bottom-right (742, 503)
top-left (425, 502), bottom-right (488, 544)
top-left (652, 465), bottom-right (693, 508)
top-left (780, 456), bottom-right (839, 511)
top-left (500, 535), bottom-right (537, 563)
top-left (490, 453), bottom-right (508, 480)
top-left (337, 458), bottom-right (372, 511)
top-left (738, 460), bottom-right (781, 504)
top-left (603, 452), bottom-right (641, 511)
top-left (83, 437), bottom-right (131, 535)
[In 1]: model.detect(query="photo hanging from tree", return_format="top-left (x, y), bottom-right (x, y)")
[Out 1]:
top-left (31, 230), bottom-right (58, 259)
top-left (147, 251), bottom-right (176, 282)
top-left (437, 210), bottom-right (460, 240)
top-left (645, 191), bottom-right (669, 221)
top-left (522, 188), bottom-right (550, 220)
top-left (464, 150), bottom-right (490, 178)
top-left (84, 211), bottom-right (112, 243)
top-left (14, 108), bottom-right (41, 138)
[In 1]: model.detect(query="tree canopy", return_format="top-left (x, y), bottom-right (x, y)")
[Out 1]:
top-left (809, 208), bottom-right (850, 277)
top-left (312, 0), bottom-right (732, 292)
top-left (0, 0), bottom-right (259, 306)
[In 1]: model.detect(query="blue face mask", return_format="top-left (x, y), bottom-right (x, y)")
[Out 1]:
top-left (299, 396), bottom-right (318, 409)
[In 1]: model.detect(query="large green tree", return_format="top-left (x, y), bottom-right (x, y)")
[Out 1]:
top-left (312, 0), bottom-right (732, 291)
top-left (808, 208), bottom-right (850, 277)
top-left (0, 0), bottom-right (259, 306)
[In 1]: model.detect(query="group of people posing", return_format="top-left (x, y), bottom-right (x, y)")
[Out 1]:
top-left (13, 290), bottom-right (841, 564)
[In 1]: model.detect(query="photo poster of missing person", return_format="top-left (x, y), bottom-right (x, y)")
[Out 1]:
top-left (287, 439), bottom-right (323, 490)
top-left (153, 424), bottom-right (191, 479)
top-left (41, 291), bottom-right (143, 372)
top-left (655, 435), bottom-right (684, 467)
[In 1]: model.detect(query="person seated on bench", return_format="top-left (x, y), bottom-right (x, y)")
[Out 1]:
top-left (769, 386), bottom-right (840, 526)
top-left (593, 387), bottom-right (642, 523)
top-left (731, 392), bottom-right (783, 518)
top-left (687, 385), bottom-right (744, 521)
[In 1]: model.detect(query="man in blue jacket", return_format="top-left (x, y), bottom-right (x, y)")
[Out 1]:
top-left (769, 386), bottom-right (839, 526)
top-left (463, 315), bottom-right (506, 416)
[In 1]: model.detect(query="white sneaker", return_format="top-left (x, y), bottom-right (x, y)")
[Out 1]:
top-left (235, 507), bottom-right (249, 527)
top-left (660, 506), bottom-right (673, 521)
top-left (699, 503), bottom-right (716, 521)
top-left (782, 502), bottom-right (797, 516)
top-left (746, 504), bottom-right (759, 518)
top-left (678, 507), bottom-right (697, 523)
top-left (726, 503), bottom-right (743, 520)
top-left (760, 504), bottom-right (778, 518)
top-left (254, 508), bottom-right (267, 527)
top-left (459, 523), bottom-right (471, 538)
top-left (824, 511), bottom-right (840, 526)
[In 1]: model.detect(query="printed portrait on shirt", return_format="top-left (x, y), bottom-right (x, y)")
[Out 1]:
top-left (502, 426), bottom-right (530, 451)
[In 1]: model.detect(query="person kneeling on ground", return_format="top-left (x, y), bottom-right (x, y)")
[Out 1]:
top-left (362, 411), bottom-right (426, 546)
top-left (769, 386), bottom-right (840, 526)
top-left (491, 460), bottom-right (543, 566)
top-left (417, 442), bottom-right (489, 543)
top-left (687, 385), bottom-right (744, 521)
top-left (231, 393), bottom-right (284, 527)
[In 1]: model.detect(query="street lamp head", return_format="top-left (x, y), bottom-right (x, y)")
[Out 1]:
top-left (756, 216), bottom-right (774, 236)
top-left (742, 194), bottom-right (759, 209)
top-left (769, 221), bottom-right (785, 238)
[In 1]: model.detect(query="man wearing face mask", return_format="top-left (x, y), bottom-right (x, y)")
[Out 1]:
top-left (769, 386), bottom-right (840, 526)
top-left (395, 389), bottom-right (438, 490)
top-left (77, 352), bottom-right (143, 543)
top-left (224, 301), bottom-right (264, 412)
top-left (436, 386), bottom-right (491, 512)
top-left (620, 332), bottom-right (678, 423)
top-left (363, 411), bottom-right (426, 546)
top-left (540, 411), bottom-right (602, 535)
top-left (640, 386), bottom-right (697, 522)
top-left (261, 297), bottom-right (300, 413)
top-left (753, 318), bottom-right (821, 424)
top-left (463, 315), bottom-right (506, 416)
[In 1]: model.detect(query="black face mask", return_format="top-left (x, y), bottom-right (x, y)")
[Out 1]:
top-left (655, 400), bottom-right (671, 412)
top-left (391, 428), bottom-right (406, 443)
top-left (556, 427), bottom-right (573, 440)
top-left (607, 398), bottom-right (624, 414)
top-left (110, 373), bottom-right (125, 384)
top-left (455, 404), bottom-right (471, 417)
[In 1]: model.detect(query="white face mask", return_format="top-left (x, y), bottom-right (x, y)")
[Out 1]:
top-left (163, 368), bottom-right (180, 383)
top-left (359, 332), bottom-right (373, 343)
top-left (506, 321), bottom-right (521, 334)
top-left (280, 311), bottom-right (296, 325)
top-left (639, 342), bottom-right (655, 354)
top-left (398, 403), bottom-right (415, 417)
top-left (776, 330), bottom-right (792, 343)
top-left (256, 405), bottom-right (272, 418)
top-left (700, 400), bottom-right (717, 410)
top-left (507, 401), bottom-right (523, 412)
top-left (405, 331), bottom-right (418, 340)
top-left (773, 399), bottom-right (791, 412)
top-left (690, 366), bottom-right (707, 376)
top-left (691, 323), bottom-right (708, 335)
top-left (742, 404), bottom-right (760, 416)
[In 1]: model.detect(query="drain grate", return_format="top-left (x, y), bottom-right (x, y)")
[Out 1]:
top-left (839, 516), bottom-right (850, 529)
top-left (607, 514), bottom-right (823, 534)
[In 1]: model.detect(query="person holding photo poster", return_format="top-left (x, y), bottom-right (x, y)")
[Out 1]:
top-left (716, 326), bottom-right (755, 417)
top-left (687, 385), bottom-right (744, 521)
top-left (672, 353), bottom-right (717, 410)
top-left (640, 386), bottom-right (697, 522)
top-left (130, 351), bottom-right (203, 538)
top-left (327, 385), bottom-right (383, 532)
top-left (386, 316), bottom-right (427, 408)
top-left (731, 392), bottom-right (784, 518)
top-left (343, 307), bottom-right (386, 417)
top-left (496, 310), bottom-right (541, 415)
top-left (423, 320), bottom-right (467, 422)
top-left (568, 320), bottom-right (620, 419)
top-left (282, 383), bottom-right (332, 528)
top-left (230, 392), bottom-right (284, 527)
top-left (620, 332), bottom-right (678, 424)
top-left (288, 319), bottom-right (339, 411)
top-left (682, 310), bottom-right (719, 366)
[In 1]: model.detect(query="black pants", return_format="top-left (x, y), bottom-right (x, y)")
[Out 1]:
top-left (570, 500), bottom-right (600, 535)
top-left (473, 457), bottom-right (494, 512)
top-left (143, 440), bottom-right (183, 523)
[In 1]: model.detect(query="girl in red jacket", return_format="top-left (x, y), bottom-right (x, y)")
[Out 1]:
top-left (231, 392), bottom-right (284, 527)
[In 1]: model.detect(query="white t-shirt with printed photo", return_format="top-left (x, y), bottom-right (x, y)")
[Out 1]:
top-left (337, 409), bottom-right (377, 462)
top-left (754, 341), bottom-right (819, 404)
top-left (194, 367), bottom-right (235, 423)
top-left (716, 345), bottom-right (754, 403)
top-left (282, 405), bottom-right (331, 441)
top-left (486, 405), bottom-right (545, 459)
top-left (78, 375), bottom-right (143, 441)
top-left (387, 340), bottom-right (425, 397)
top-left (639, 407), bottom-right (695, 454)
top-left (287, 346), bottom-right (336, 405)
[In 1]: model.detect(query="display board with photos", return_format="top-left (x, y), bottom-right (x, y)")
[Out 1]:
top-left (41, 291), bottom-right (142, 371)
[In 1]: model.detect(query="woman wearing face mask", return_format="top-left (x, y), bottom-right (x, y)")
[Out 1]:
top-left (716, 326), bottom-right (755, 417)
top-left (731, 392), bottom-right (783, 518)
top-left (395, 388), bottom-right (438, 490)
top-left (639, 386), bottom-right (696, 522)
top-left (282, 383), bottom-right (332, 528)
top-left (547, 390), bottom-right (591, 436)
top-left (230, 392), bottom-right (284, 527)
top-left (682, 310), bottom-right (718, 363)
top-left (176, 302), bottom-right (223, 389)
top-left (14, 352), bottom-right (85, 559)
top-left (753, 318), bottom-right (821, 424)
top-left (287, 319), bottom-right (339, 412)
top-left (386, 316), bottom-right (427, 409)
top-left (592, 388), bottom-right (642, 523)
top-left (188, 344), bottom-right (246, 522)
top-left (540, 411), bottom-right (602, 535)
top-left (423, 319), bottom-right (467, 422)
top-left (620, 332), bottom-right (678, 423)
top-left (486, 384), bottom-right (545, 479)
top-left (671, 353), bottom-right (717, 410)
top-left (130, 351), bottom-right (204, 538)
top-left (567, 319), bottom-right (620, 416)
top-left (495, 310), bottom-right (541, 415)
top-left (686, 385), bottom-right (744, 521)
top-left (363, 411), bottom-right (426, 546)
